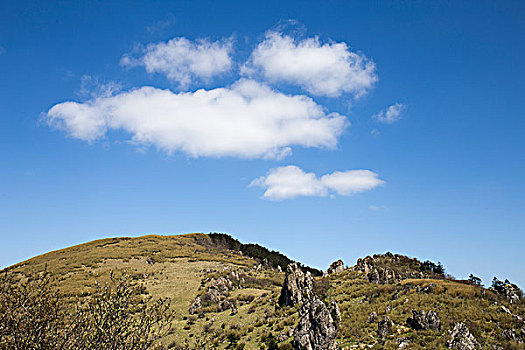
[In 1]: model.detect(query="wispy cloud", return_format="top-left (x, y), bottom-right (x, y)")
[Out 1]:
top-left (372, 103), bottom-right (405, 124)
top-left (45, 80), bottom-right (347, 159)
top-left (250, 165), bottom-right (385, 200)
top-left (121, 37), bottom-right (234, 89)
top-left (243, 31), bottom-right (377, 97)
top-left (368, 204), bottom-right (387, 211)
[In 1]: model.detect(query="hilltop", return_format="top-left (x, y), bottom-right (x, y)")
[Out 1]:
top-left (1, 233), bottom-right (524, 349)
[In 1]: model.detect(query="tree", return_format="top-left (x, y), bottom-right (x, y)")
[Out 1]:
top-left (468, 274), bottom-right (482, 286)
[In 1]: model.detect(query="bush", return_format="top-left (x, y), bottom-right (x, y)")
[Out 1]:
top-left (0, 269), bottom-right (174, 350)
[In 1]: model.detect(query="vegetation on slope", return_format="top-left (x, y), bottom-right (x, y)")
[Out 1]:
top-left (1, 233), bottom-right (523, 349)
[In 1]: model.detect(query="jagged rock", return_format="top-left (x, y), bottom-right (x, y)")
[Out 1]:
top-left (368, 267), bottom-right (397, 284)
top-left (188, 296), bottom-right (201, 315)
top-left (407, 310), bottom-right (441, 331)
top-left (397, 337), bottom-right (410, 349)
top-left (146, 257), bottom-right (155, 264)
top-left (367, 311), bottom-right (377, 323)
top-left (229, 303), bottom-right (238, 316)
top-left (504, 284), bottom-right (522, 304)
top-left (209, 276), bottom-right (232, 295)
top-left (447, 322), bottom-right (480, 350)
top-left (326, 260), bottom-right (345, 275)
top-left (378, 316), bottom-right (393, 340)
top-left (330, 299), bottom-right (341, 324)
top-left (279, 263), bottom-right (314, 307)
top-left (426, 310), bottom-right (442, 331)
top-left (293, 297), bottom-right (338, 350)
top-left (355, 256), bottom-right (375, 274)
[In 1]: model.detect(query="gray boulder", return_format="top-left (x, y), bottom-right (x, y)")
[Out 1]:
top-left (188, 296), bottom-right (201, 315)
top-left (330, 299), bottom-right (341, 324)
top-left (293, 297), bottom-right (338, 350)
top-left (447, 322), bottom-right (480, 350)
top-left (326, 260), bottom-right (345, 275)
top-left (378, 316), bottom-right (393, 340)
top-left (367, 311), bottom-right (377, 324)
top-left (407, 310), bottom-right (441, 331)
top-left (279, 263), bottom-right (314, 307)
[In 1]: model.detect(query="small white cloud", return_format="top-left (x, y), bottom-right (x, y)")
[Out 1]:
top-left (121, 37), bottom-right (234, 89)
top-left (250, 165), bottom-right (385, 200)
top-left (372, 103), bottom-right (405, 124)
top-left (45, 79), bottom-right (348, 159)
top-left (243, 31), bottom-right (377, 97)
top-left (368, 205), bottom-right (380, 211)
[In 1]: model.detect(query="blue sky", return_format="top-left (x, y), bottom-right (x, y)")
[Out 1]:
top-left (1, 1), bottom-right (524, 287)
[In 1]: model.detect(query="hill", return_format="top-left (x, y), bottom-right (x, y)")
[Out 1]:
top-left (1, 233), bottom-right (524, 349)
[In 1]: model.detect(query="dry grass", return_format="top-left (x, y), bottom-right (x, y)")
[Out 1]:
top-left (3, 234), bottom-right (524, 349)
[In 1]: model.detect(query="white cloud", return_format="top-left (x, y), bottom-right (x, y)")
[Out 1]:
top-left (243, 31), bottom-right (377, 97)
top-left (368, 205), bottom-right (387, 211)
top-left (45, 79), bottom-right (348, 159)
top-left (121, 37), bottom-right (233, 88)
top-left (250, 165), bottom-right (385, 200)
top-left (372, 103), bottom-right (405, 124)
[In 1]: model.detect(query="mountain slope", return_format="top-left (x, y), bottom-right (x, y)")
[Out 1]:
top-left (1, 233), bottom-right (524, 349)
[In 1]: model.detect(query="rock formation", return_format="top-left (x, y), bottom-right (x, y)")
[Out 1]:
top-left (189, 274), bottom-right (238, 314)
top-left (326, 259), bottom-right (345, 275)
top-left (377, 316), bottom-right (393, 340)
top-left (330, 299), bottom-right (341, 324)
top-left (446, 322), bottom-right (480, 350)
top-left (367, 311), bottom-right (378, 324)
top-left (293, 296), bottom-right (338, 350)
top-left (279, 263), bottom-right (314, 307)
top-left (188, 296), bottom-right (201, 315)
top-left (407, 310), bottom-right (441, 331)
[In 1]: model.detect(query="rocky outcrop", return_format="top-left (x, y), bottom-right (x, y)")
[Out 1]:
top-left (279, 263), bottom-right (314, 307)
top-left (326, 260), bottom-right (345, 275)
top-left (188, 296), bottom-right (201, 315)
top-left (397, 337), bottom-right (410, 349)
top-left (293, 296), bottom-right (338, 350)
top-left (355, 256), bottom-right (375, 274)
top-left (377, 316), bottom-right (393, 340)
top-left (447, 322), bottom-right (480, 350)
top-left (367, 311), bottom-right (378, 324)
top-left (369, 267), bottom-right (397, 284)
top-left (407, 310), bottom-right (441, 331)
top-left (189, 273), bottom-right (238, 314)
top-left (504, 284), bottom-right (522, 304)
top-left (330, 299), bottom-right (341, 324)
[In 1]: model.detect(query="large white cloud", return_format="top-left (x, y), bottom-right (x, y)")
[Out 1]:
top-left (250, 165), bottom-right (384, 200)
top-left (243, 31), bottom-right (377, 97)
top-left (372, 103), bottom-right (405, 124)
top-left (121, 37), bottom-right (233, 88)
top-left (46, 80), bottom-right (348, 159)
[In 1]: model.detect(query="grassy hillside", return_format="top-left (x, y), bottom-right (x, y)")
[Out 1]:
top-left (1, 233), bottom-right (524, 349)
